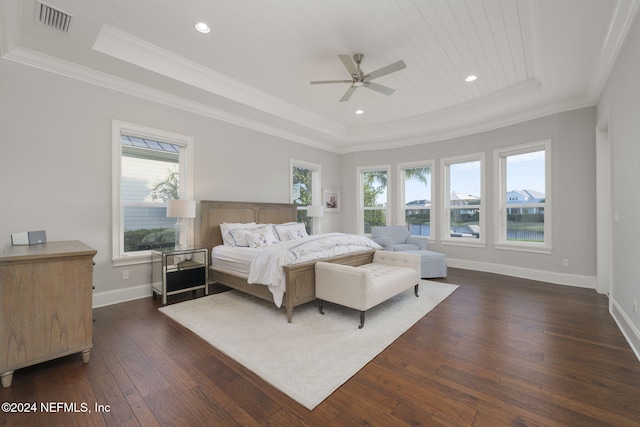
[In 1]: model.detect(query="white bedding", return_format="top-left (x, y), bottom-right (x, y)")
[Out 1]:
top-left (247, 233), bottom-right (381, 307)
top-left (210, 245), bottom-right (258, 276)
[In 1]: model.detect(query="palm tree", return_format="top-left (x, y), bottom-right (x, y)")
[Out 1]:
top-left (150, 171), bottom-right (179, 202)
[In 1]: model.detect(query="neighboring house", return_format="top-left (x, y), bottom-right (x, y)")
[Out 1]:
top-left (506, 189), bottom-right (545, 214)
top-left (450, 191), bottom-right (480, 206)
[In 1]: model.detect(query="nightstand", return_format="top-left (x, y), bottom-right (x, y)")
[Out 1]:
top-left (151, 247), bottom-right (208, 305)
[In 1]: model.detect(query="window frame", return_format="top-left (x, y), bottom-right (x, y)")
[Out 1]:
top-left (357, 165), bottom-right (390, 235)
top-left (112, 120), bottom-right (194, 266)
top-left (290, 159), bottom-right (321, 234)
top-left (440, 153), bottom-right (485, 247)
top-left (398, 160), bottom-right (435, 240)
top-left (494, 140), bottom-right (552, 253)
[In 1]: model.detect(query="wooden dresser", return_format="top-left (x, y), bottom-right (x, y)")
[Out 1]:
top-left (0, 240), bottom-right (96, 388)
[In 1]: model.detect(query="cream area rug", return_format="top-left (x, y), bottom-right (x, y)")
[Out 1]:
top-left (159, 280), bottom-right (458, 410)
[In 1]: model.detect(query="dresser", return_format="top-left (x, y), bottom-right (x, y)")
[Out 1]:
top-left (0, 240), bottom-right (96, 388)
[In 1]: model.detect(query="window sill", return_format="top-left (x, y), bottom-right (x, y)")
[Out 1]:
top-left (494, 243), bottom-right (552, 254)
top-left (112, 253), bottom-right (152, 267)
top-left (441, 239), bottom-right (486, 249)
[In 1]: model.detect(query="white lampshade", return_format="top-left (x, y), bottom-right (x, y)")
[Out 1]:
top-left (307, 205), bottom-right (324, 218)
top-left (166, 199), bottom-right (196, 218)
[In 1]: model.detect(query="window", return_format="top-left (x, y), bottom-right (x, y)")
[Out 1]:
top-left (441, 153), bottom-right (484, 244)
top-left (290, 159), bottom-right (321, 234)
top-left (112, 121), bottom-right (193, 264)
top-left (495, 140), bottom-right (550, 252)
top-left (358, 166), bottom-right (389, 234)
top-left (399, 161), bottom-right (433, 238)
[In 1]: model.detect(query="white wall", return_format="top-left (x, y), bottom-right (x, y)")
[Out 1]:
top-left (0, 49), bottom-right (611, 311)
top-left (0, 59), bottom-right (342, 305)
top-left (597, 11), bottom-right (640, 358)
top-left (342, 107), bottom-right (597, 287)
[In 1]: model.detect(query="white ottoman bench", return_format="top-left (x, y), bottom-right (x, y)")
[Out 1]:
top-left (315, 251), bottom-right (421, 328)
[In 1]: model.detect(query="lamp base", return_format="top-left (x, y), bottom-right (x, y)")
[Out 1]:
top-left (174, 219), bottom-right (188, 250)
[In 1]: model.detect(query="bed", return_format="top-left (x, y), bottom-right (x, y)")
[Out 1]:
top-left (200, 200), bottom-right (376, 322)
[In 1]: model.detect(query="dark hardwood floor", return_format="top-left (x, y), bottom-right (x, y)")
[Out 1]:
top-left (2, 268), bottom-right (640, 426)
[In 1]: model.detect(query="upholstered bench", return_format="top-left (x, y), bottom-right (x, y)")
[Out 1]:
top-left (315, 251), bottom-right (421, 329)
top-left (401, 249), bottom-right (447, 279)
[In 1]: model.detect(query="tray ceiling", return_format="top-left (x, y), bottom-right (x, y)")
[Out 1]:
top-left (1, 0), bottom-right (637, 152)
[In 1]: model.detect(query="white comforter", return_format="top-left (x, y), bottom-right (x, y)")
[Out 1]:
top-left (247, 233), bottom-right (381, 307)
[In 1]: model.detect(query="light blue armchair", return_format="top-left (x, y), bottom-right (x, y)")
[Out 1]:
top-left (371, 226), bottom-right (428, 251)
top-left (370, 226), bottom-right (447, 278)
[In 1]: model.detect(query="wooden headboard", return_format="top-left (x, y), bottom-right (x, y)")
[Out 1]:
top-left (200, 200), bottom-right (298, 249)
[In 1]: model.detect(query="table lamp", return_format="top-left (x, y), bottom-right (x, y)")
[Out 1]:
top-left (166, 199), bottom-right (196, 249)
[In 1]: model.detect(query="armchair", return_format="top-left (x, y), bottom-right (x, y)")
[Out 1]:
top-left (371, 226), bottom-right (428, 251)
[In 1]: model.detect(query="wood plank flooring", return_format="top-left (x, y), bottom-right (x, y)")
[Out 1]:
top-left (1, 268), bottom-right (640, 426)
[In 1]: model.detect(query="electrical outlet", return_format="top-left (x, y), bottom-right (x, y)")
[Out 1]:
top-left (122, 270), bottom-right (129, 280)
top-left (634, 299), bottom-right (638, 314)
top-left (562, 259), bottom-right (569, 267)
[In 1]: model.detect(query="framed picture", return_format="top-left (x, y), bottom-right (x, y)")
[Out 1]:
top-left (323, 189), bottom-right (340, 212)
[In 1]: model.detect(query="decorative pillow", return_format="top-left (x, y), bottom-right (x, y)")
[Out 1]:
top-left (274, 222), bottom-right (307, 242)
top-left (220, 222), bottom-right (255, 246)
top-left (229, 224), bottom-right (277, 247)
top-left (245, 228), bottom-right (277, 248)
top-left (287, 228), bottom-right (308, 240)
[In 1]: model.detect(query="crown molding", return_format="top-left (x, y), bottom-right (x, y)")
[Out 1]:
top-left (93, 25), bottom-right (348, 141)
top-left (343, 95), bottom-right (596, 153)
top-left (2, 46), bottom-right (344, 152)
top-left (587, 0), bottom-right (640, 101)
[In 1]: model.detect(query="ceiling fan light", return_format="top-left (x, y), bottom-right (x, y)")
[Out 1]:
top-left (195, 22), bottom-right (211, 33)
top-left (353, 81), bottom-right (364, 87)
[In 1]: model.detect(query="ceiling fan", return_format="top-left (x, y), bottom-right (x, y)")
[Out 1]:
top-left (310, 54), bottom-right (407, 102)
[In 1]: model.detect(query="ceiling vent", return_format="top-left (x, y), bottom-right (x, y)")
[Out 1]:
top-left (36, 1), bottom-right (74, 34)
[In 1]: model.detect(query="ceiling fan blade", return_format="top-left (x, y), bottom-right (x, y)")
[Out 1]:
top-left (310, 80), bottom-right (353, 85)
top-left (338, 54), bottom-right (359, 76)
top-left (340, 86), bottom-right (357, 102)
top-left (363, 81), bottom-right (395, 96)
top-left (365, 60), bottom-right (407, 80)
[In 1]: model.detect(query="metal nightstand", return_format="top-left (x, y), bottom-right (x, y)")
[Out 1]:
top-left (151, 247), bottom-right (208, 305)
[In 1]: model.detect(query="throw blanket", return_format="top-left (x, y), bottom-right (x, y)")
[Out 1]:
top-left (248, 233), bottom-right (381, 306)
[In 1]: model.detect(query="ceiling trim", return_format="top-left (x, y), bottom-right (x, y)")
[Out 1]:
top-left (587, 0), bottom-right (640, 101)
top-left (93, 24), bottom-right (348, 141)
top-left (2, 46), bottom-right (341, 152)
top-left (0, 0), bottom-right (21, 57)
top-left (345, 94), bottom-right (595, 153)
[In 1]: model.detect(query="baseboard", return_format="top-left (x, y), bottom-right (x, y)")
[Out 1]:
top-left (610, 298), bottom-right (640, 363)
top-left (92, 283), bottom-right (151, 308)
top-left (447, 258), bottom-right (597, 289)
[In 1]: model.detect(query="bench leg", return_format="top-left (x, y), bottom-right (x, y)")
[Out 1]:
top-left (414, 283), bottom-right (420, 297)
top-left (318, 299), bottom-right (325, 315)
top-left (359, 311), bottom-right (366, 329)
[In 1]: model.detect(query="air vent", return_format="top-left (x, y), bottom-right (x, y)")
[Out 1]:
top-left (36, 1), bottom-right (74, 34)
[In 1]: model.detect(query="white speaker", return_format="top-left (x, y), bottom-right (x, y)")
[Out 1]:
top-left (11, 230), bottom-right (47, 245)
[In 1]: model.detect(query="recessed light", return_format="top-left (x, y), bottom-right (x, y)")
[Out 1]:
top-left (355, 109), bottom-right (364, 115)
top-left (465, 75), bottom-right (478, 82)
top-left (195, 22), bottom-right (211, 34)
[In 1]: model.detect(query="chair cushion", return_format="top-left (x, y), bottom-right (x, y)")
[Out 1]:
top-left (393, 243), bottom-right (420, 251)
top-left (371, 226), bottom-right (410, 244)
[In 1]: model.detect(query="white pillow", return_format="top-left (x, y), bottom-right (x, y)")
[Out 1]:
top-left (220, 222), bottom-right (255, 246)
top-left (229, 224), bottom-right (278, 247)
top-left (287, 228), bottom-right (308, 240)
top-left (245, 227), bottom-right (277, 248)
top-left (274, 222), bottom-right (307, 241)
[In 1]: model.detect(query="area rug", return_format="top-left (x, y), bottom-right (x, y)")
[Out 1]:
top-left (159, 280), bottom-right (458, 410)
